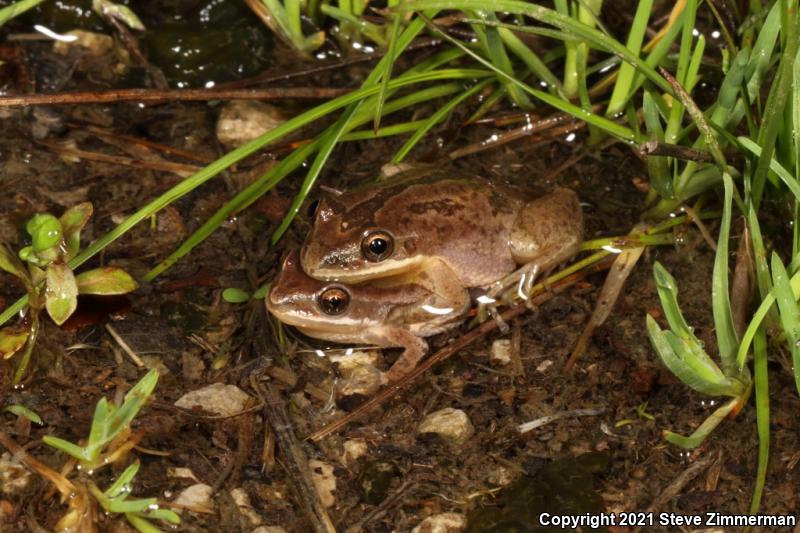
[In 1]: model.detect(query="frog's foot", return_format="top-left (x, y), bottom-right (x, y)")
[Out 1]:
top-left (487, 262), bottom-right (542, 306)
top-left (366, 328), bottom-right (429, 384)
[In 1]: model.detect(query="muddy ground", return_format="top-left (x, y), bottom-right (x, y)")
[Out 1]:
top-left (1, 4), bottom-right (800, 533)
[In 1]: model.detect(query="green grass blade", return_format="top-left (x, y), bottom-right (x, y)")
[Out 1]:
top-left (270, 107), bottom-right (361, 245)
top-left (374, 14), bottom-right (402, 131)
top-left (470, 10), bottom-right (532, 109)
top-left (738, 136), bottom-right (800, 203)
top-left (646, 317), bottom-right (734, 397)
top-left (770, 251), bottom-right (800, 396)
top-left (749, 326), bottom-right (769, 514)
top-left (750, 6), bottom-right (800, 207)
top-left (712, 174), bottom-right (739, 374)
top-left (397, 0), bottom-right (674, 95)
top-left (746, 1), bottom-right (782, 101)
top-left (498, 27), bottom-right (563, 96)
top-left (606, 0), bottom-right (653, 117)
top-left (418, 15), bottom-right (635, 141)
top-left (642, 91), bottom-right (672, 197)
top-left (652, 262), bottom-right (693, 336)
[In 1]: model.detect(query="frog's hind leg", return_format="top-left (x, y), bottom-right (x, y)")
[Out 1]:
top-left (508, 187), bottom-right (583, 271)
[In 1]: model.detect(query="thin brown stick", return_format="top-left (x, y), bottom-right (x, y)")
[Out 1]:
top-left (639, 140), bottom-right (715, 163)
top-left (71, 123), bottom-right (214, 164)
top-left (0, 87), bottom-right (350, 107)
top-left (38, 139), bottom-right (202, 175)
top-left (308, 258), bottom-right (613, 442)
top-left (252, 378), bottom-right (337, 533)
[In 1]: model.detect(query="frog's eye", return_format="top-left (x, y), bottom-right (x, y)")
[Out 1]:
top-left (319, 287), bottom-right (350, 315)
top-left (361, 230), bottom-right (394, 262)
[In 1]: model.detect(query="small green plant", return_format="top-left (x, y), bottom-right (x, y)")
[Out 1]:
top-left (40, 369), bottom-right (180, 532)
top-left (646, 176), bottom-right (751, 449)
top-left (0, 203), bottom-right (138, 383)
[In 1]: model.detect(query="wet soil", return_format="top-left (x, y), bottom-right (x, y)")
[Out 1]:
top-left (2, 3), bottom-right (800, 533)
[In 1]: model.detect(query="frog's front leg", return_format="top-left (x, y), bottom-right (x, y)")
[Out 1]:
top-left (364, 327), bottom-right (428, 383)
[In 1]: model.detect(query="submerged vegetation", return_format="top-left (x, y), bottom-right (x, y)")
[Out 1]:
top-left (2, 0), bottom-right (800, 527)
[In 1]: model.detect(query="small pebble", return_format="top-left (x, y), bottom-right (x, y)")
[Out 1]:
top-left (216, 101), bottom-right (286, 149)
top-left (411, 512), bottom-right (466, 533)
top-left (417, 408), bottom-right (474, 447)
top-left (230, 488), bottom-right (263, 526)
top-left (173, 483), bottom-right (214, 514)
top-left (308, 460), bottom-right (337, 509)
top-left (342, 439), bottom-right (369, 467)
top-left (490, 339), bottom-right (512, 365)
top-left (175, 383), bottom-right (250, 416)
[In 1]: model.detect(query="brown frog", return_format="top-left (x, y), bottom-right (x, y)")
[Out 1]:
top-left (300, 170), bottom-right (584, 289)
top-left (267, 250), bottom-right (469, 382)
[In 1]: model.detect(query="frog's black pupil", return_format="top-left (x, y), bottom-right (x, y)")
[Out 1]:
top-left (320, 288), bottom-right (348, 315)
top-left (369, 238), bottom-right (388, 255)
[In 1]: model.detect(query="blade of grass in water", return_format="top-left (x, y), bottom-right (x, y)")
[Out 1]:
top-left (470, 10), bottom-right (532, 109)
top-left (498, 28), bottom-right (563, 97)
top-left (750, 4), bottom-right (800, 207)
top-left (374, 14), bottom-right (402, 131)
top-left (770, 252), bottom-right (800, 396)
top-left (397, 0), bottom-right (674, 95)
top-left (749, 326), bottom-right (769, 515)
top-left (417, 14), bottom-right (635, 141)
top-left (606, 0), bottom-right (653, 117)
top-left (663, 0), bottom-right (698, 144)
top-left (712, 174), bottom-right (739, 375)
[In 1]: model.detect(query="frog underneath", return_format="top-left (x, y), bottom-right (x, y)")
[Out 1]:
top-left (267, 249), bottom-right (469, 383)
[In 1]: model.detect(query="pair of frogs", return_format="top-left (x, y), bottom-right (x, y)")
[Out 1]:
top-left (267, 169), bottom-right (584, 383)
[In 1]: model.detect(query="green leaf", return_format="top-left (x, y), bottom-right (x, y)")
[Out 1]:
top-left (83, 370), bottom-right (159, 466)
top-left (126, 513), bottom-right (167, 533)
top-left (43, 435), bottom-right (90, 462)
top-left (664, 396), bottom-right (741, 449)
top-left (0, 0), bottom-right (45, 26)
top-left (45, 263), bottom-right (78, 325)
top-left (222, 288), bottom-right (250, 304)
top-left (59, 202), bottom-right (93, 260)
top-left (251, 284), bottom-right (269, 300)
top-left (106, 463), bottom-right (140, 498)
top-left (27, 214), bottom-right (63, 254)
top-left (5, 404), bottom-right (43, 424)
top-left (0, 326), bottom-right (29, 359)
top-left (76, 267), bottom-right (138, 295)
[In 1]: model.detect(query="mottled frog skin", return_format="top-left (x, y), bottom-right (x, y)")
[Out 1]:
top-left (267, 250), bottom-right (469, 382)
top-left (301, 170), bottom-right (584, 288)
